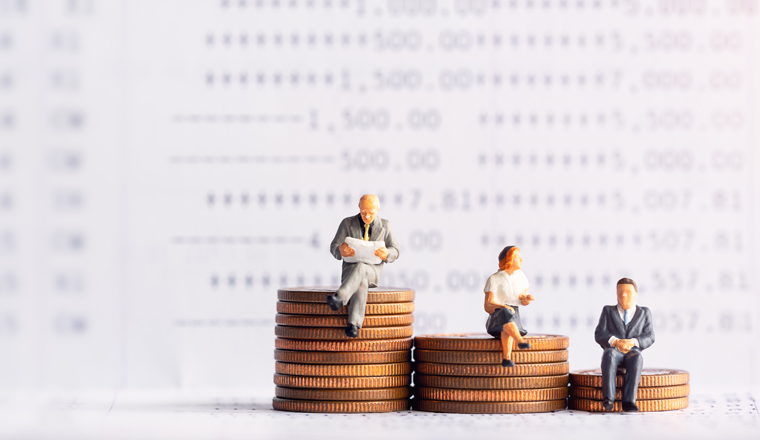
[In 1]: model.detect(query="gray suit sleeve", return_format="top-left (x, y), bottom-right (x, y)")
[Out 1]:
top-left (594, 307), bottom-right (612, 349)
top-left (634, 307), bottom-right (655, 350)
top-left (329, 218), bottom-right (350, 261)
top-left (382, 220), bottom-right (400, 264)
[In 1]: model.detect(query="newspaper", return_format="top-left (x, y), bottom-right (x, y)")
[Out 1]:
top-left (342, 237), bottom-right (385, 265)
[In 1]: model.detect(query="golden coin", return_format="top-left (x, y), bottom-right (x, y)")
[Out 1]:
top-left (274, 349), bottom-right (411, 365)
top-left (277, 301), bottom-right (415, 316)
top-left (273, 374), bottom-right (411, 389)
top-left (415, 361), bottom-right (569, 377)
top-left (272, 397), bottom-right (410, 413)
top-left (570, 384), bottom-right (690, 401)
top-left (275, 337), bottom-right (413, 352)
top-left (275, 313), bottom-right (414, 328)
top-left (275, 362), bottom-right (412, 377)
top-left (413, 399), bottom-right (566, 414)
top-left (414, 333), bottom-right (569, 351)
top-left (414, 349), bottom-right (568, 364)
top-left (415, 386), bottom-right (568, 402)
top-left (569, 369), bottom-right (690, 388)
top-left (275, 386), bottom-right (411, 401)
top-left (568, 397), bottom-right (689, 412)
top-left (277, 287), bottom-right (414, 303)
top-left (276, 326), bottom-right (413, 340)
top-left (414, 374), bottom-right (569, 390)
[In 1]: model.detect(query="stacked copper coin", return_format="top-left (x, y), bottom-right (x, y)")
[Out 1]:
top-left (568, 368), bottom-right (690, 412)
top-left (412, 333), bottom-right (570, 413)
top-left (272, 287), bottom-right (415, 413)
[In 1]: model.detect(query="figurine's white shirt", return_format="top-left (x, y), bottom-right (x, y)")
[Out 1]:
top-left (483, 269), bottom-right (529, 307)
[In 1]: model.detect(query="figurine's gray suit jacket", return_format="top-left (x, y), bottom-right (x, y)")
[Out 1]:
top-left (329, 215), bottom-right (400, 327)
top-left (594, 305), bottom-right (655, 350)
top-left (594, 305), bottom-right (655, 403)
top-left (329, 215), bottom-right (400, 284)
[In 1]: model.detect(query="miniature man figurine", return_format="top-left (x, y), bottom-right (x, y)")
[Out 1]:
top-left (594, 278), bottom-right (655, 412)
top-left (483, 246), bottom-right (535, 367)
top-left (326, 194), bottom-right (400, 337)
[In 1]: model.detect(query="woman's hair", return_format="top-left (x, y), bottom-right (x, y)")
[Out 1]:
top-left (498, 246), bottom-right (520, 270)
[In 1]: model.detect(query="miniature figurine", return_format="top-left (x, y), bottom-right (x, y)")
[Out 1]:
top-left (483, 246), bottom-right (535, 367)
top-left (327, 194), bottom-right (400, 337)
top-left (594, 278), bottom-right (655, 412)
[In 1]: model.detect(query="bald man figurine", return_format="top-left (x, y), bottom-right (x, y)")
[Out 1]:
top-left (326, 194), bottom-right (400, 337)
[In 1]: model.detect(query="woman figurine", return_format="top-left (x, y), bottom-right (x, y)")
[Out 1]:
top-left (483, 245), bottom-right (536, 367)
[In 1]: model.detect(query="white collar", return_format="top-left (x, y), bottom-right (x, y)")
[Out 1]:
top-left (617, 303), bottom-right (637, 318)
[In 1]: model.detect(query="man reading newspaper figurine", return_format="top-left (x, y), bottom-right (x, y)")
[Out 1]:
top-left (327, 194), bottom-right (401, 337)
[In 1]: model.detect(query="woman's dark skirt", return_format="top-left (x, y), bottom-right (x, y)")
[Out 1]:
top-left (486, 307), bottom-right (517, 337)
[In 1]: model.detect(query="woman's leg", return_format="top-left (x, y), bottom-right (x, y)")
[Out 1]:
top-left (500, 333), bottom-right (514, 360)
top-left (502, 322), bottom-right (526, 345)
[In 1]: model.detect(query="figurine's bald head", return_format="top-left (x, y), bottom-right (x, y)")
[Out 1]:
top-left (358, 194), bottom-right (380, 225)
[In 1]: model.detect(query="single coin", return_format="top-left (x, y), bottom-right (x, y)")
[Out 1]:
top-left (415, 361), bottom-right (569, 377)
top-left (274, 349), bottom-right (411, 365)
top-left (276, 326), bottom-right (413, 340)
top-left (274, 374), bottom-right (411, 389)
top-left (273, 397), bottom-right (409, 413)
top-left (569, 384), bottom-right (690, 401)
top-left (275, 337), bottom-right (412, 352)
top-left (415, 386), bottom-right (568, 402)
top-left (275, 386), bottom-right (411, 401)
top-left (277, 301), bottom-right (415, 316)
top-left (275, 362), bottom-right (412, 377)
top-left (414, 349), bottom-right (568, 365)
top-left (413, 399), bottom-right (566, 414)
top-left (414, 374), bottom-right (569, 390)
top-left (414, 333), bottom-right (569, 351)
top-left (275, 313), bottom-right (414, 328)
top-left (568, 396), bottom-right (689, 412)
top-left (277, 287), bottom-right (414, 303)
top-left (569, 369), bottom-right (690, 388)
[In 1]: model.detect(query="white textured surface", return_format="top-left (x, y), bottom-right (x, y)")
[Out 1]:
top-left (0, 391), bottom-right (757, 440)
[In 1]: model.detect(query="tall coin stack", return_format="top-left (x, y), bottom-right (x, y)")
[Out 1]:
top-left (273, 287), bottom-right (415, 413)
top-left (568, 368), bottom-right (690, 412)
top-left (412, 334), bottom-right (570, 413)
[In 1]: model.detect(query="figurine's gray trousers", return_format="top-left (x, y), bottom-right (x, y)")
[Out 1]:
top-left (601, 347), bottom-right (643, 403)
top-left (336, 263), bottom-right (379, 327)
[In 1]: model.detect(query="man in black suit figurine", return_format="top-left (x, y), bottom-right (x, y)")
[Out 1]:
top-left (594, 278), bottom-right (655, 412)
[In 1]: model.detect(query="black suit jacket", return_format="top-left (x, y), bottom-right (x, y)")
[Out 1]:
top-left (594, 305), bottom-right (655, 350)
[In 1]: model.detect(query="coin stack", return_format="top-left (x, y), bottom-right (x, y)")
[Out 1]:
top-left (568, 368), bottom-right (690, 412)
top-left (272, 287), bottom-right (415, 413)
top-left (412, 333), bottom-right (570, 413)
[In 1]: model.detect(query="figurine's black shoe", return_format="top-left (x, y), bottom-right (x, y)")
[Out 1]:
top-left (519, 330), bottom-right (528, 336)
top-left (501, 359), bottom-right (515, 367)
top-left (622, 402), bottom-right (639, 412)
top-left (345, 324), bottom-right (359, 338)
top-left (326, 293), bottom-right (343, 311)
top-left (602, 399), bottom-right (614, 412)
top-left (517, 342), bottom-right (531, 350)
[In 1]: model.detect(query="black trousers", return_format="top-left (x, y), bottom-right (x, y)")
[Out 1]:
top-left (601, 346), bottom-right (643, 403)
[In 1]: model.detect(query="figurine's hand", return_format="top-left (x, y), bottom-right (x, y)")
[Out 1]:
top-left (620, 339), bottom-right (636, 352)
top-left (611, 339), bottom-right (623, 351)
top-left (339, 243), bottom-right (355, 257)
top-left (613, 339), bottom-right (635, 353)
top-left (374, 247), bottom-right (389, 261)
top-left (519, 294), bottom-right (535, 306)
